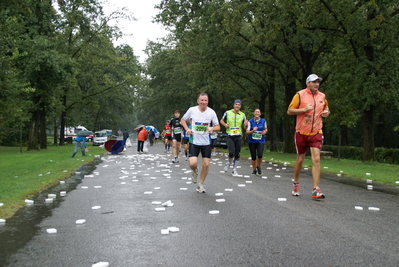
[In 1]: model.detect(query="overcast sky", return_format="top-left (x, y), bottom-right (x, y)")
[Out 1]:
top-left (103, 0), bottom-right (169, 63)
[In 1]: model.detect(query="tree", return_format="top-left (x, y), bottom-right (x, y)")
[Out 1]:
top-left (320, 0), bottom-right (399, 160)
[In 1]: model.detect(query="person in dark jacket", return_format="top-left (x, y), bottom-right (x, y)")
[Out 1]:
top-left (123, 129), bottom-right (130, 148)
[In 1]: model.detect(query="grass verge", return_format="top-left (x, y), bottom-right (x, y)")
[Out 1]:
top-left (240, 147), bottom-right (399, 186)
top-left (0, 145), bottom-right (105, 219)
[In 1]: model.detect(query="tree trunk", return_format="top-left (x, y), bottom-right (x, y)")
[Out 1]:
top-left (27, 111), bottom-right (40, 151)
top-left (284, 81), bottom-right (297, 153)
top-left (268, 71), bottom-right (278, 151)
top-left (363, 106), bottom-right (375, 161)
top-left (53, 123), bottom-right (58, 146)
top-left (59, 94), bottom-right (67, 146)
top-left (39, 102), bottom-right (47, 149)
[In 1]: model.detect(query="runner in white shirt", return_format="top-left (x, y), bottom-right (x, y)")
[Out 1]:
top-left (180, 93), bottom-right (220, 193)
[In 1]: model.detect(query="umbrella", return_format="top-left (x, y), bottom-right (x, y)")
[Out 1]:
top-left (134, 125), bottom-right (145, 131)
top-left (77, 130), bottom-right (93, 136)
top-left (144, 125), bottom-right (159, 134)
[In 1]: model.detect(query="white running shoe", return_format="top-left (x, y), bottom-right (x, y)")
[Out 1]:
top-left (196, 184), bottom-right (206, 193)
top-left (191, 168), bottom-right (198, 184)
top-left (232, 170), bottom-right (239, 176)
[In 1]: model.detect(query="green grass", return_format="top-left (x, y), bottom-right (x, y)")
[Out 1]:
top-left (240, 147), bottom-right (399, 186)
top-left (0, 145), bottom-right (105, 219)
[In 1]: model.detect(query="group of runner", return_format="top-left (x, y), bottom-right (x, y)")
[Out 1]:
top-left (158, 74), bottom-right (330, 198)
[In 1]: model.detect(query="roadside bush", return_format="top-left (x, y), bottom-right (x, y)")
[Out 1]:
top-left (0, 128), bottom-right (23, 146)
top-left (322, 145), bottom-right (399, 164)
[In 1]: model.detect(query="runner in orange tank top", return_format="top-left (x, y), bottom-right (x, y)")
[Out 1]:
top-left (287, 74), bottom-right (330, 199)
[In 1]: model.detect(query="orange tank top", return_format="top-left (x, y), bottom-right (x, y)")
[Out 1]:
top-left (294, 88), bottom-right (327, 134)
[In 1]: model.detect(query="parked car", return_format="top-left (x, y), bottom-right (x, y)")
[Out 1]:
top-left (213, 132), bottom-right (228, 149)
top-left (93, 131), bottom-right (108, 146)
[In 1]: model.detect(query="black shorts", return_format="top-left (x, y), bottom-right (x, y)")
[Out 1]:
top-left (189, 143), bottom-right (212, 158)
top-left (210, 138), bottom-right (216, 149)
top-left (173, 134), bottom-right (182, 142)
top-left (164, 135), bottom-right (172, 141)
top-left (182, 138), bottom-right (189, 145)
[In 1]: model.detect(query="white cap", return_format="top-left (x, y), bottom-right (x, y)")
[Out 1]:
top-left (306, 74), bottom-right (323, 83)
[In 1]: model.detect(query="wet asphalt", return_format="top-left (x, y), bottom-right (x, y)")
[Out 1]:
top-left (1, 142), bottom-right (399, 267)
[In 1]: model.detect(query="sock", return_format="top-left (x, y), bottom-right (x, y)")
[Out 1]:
top-left (233, 159), bottom-right (239, 170)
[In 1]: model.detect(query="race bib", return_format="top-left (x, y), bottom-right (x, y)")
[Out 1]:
top-left (194, 122), bottom-right (209, 133)
top-left (174, 127), bottom-right (181, 134)
top-left (165, 129), bottom-right (171, 134)
top-left (252, 131), bottom-right (262, 140)
top-left (229, 127), bottom-right (240, 135)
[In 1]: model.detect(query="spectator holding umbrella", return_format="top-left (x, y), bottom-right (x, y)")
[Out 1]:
top-left (71, 130), bottom-right (92, 157)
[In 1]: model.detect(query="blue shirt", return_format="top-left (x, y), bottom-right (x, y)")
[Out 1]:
top-left (247, 118), bottom-right (267, 144)
top-left (74, 135), bottom-right (87, 146)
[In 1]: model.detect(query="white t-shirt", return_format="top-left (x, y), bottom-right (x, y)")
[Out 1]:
top-left (182, 106), bottom-right (219, 146)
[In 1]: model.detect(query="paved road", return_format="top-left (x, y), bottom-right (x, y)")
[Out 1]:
top-left (2, 142), bottom-right (399, 266)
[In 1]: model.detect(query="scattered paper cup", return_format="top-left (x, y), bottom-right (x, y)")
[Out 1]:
top-left (162, 200), bottom-right (172, 207)
top-left (76, 219), bottom-right (86, 225)
top-left (46, 228), bottom-right (57, 234)
top-left (368, 207), bottom-right (380, 211)
top-left (155, 207), bottom-right (166, 212)
top-left (168, 227), bottom-right (179, 233)
top-left (161, 229), bottom-right (169, 235)
top-left (92, 262), bottom-right (109, 267)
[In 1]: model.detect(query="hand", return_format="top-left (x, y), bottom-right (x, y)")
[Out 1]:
top-left (305, 104), bottom-right (313, 112)
top-left (253, 127), bottom-right (258, 131)
top-left (321, 110), bottom-right (330, 117)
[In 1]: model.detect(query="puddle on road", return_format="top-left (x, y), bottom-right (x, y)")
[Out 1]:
top-left (0, 158), bottom-right (102, 266)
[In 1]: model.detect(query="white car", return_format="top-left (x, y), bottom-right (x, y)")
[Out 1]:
top-left (93, 131), bottom-right (108, 146)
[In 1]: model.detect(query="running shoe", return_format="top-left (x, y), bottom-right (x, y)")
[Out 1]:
top-left (172, 158), bottom-right (179, 163)
top-left (292, 183), bottom-right (300, 196)
top-left (257, 167), bottom-right (262, 175)
top-left (311, 187), bottom-right (325, 199)
top-left (232, 170), bottom-right (239, 176)
top-left (224, 163), bottom-right (229, 172)
top-left (251, 170), bottom-right (257, 176)
top-left (196, 184), bottom-right (206, 193)
top-left (191, 168), bottom-right (198, 184)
